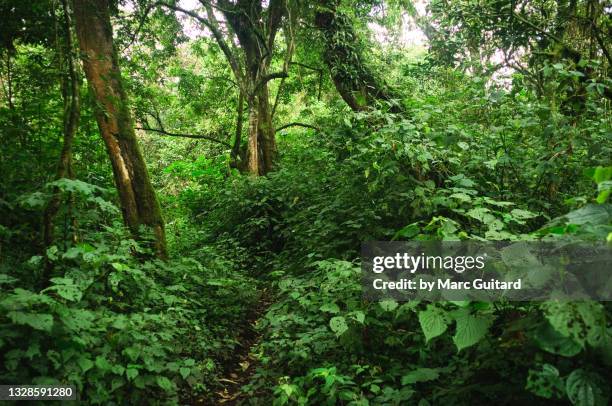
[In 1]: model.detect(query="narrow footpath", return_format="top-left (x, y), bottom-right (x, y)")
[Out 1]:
top-left (199, 287), bottom-right (273, 405)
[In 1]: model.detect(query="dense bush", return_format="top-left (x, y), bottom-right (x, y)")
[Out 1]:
top-left (178, 69), bottom-right (611, 405)
top-left (0, 181), bottom-right (258, 404)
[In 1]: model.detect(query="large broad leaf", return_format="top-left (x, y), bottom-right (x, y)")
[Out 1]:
top-left (465, 207), bottom-right (496, 224)
top-left (546, 204), bottom-right (612, 227)
top-left (525, 364), bottom-right (564, 399)
top-left (565, 369), bottom-right (608, 406)
top-left (451, 309), bottom-right (493, 351)
top-left (418, 305), bottom-right (450, 343)
top-left (532, 322), bottom-right (582, 357)
top-left (7, 311), bottom-right (53, 332)
top-left (45, 278), bottom-right (83, 302)
top-left (542, 302), bottom-right (606, 347)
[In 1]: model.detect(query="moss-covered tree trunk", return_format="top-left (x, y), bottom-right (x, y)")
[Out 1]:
top-left (43, 0), bottom-right (80, 253)
top-left (73, 0), bottom-right (167, 258)
top-left (314, 0), bottom-right (402, 112)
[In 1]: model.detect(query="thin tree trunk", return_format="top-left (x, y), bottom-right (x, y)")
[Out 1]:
top-left (5, 52), bottom-right (14, 111)
top-left (73, 0), bottom-right (167, 258)
top-left (247, 96), bottom-right (260, 175)
top-left (43, 0), bottom-right (80, 252)
top-left (231, 90), bottom-right (244, 165)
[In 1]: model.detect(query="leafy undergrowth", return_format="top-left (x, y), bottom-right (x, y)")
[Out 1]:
top-left (240, 260), bottom-right (610, 405)
top-left (180, 105), bottom-right (611, 405)
top-left (0, 181), bottom-right (259, 404)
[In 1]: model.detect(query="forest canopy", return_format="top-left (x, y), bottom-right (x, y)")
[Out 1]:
top-left (0, 0), bottom-right (611, 404)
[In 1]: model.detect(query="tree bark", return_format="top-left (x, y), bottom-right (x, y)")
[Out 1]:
top-left (256, 85), bottom-right (276, 174)
top-left (231, 90), bottom-right (244, 167)
top-left (73, 0), bottom-right (167, 258)
top-left (246, 95), bottom-right (260, 175)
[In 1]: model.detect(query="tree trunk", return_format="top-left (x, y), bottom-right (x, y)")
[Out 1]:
top-left (246, 95), bottom-right (260, 175)
top-left (43, 0), bottom-right (80, 252)
top-left (73, 0), bottom-right (167, 258)
top-left (230, 89), bottom-right (244, 166)
top-left (257, 85), bottom-right (276, 174)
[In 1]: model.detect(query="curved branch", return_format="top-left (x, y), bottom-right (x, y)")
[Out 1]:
top-left (275, 122), bottom-right (320, 132)
top-left (136, 127), bottom-right (231, 147)
top-left (290, 61), bottom-right (322, 73)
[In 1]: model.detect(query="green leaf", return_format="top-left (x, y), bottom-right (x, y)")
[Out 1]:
top-left (156, 376), bottom-right (175, 392)
top-left (379, 299), bottom-right (398, 312)
top-left (542, 302), bottom-right (606, 347)
top-left (450, 193), bottom-right (472, 203)
top-left (126, 368), bottom-right (139, 381)
top-left (466, 207), bottom-right (495, 224)
top-left (532, 322), bottom-right (582, 357)
top-left (418, 305), bottom-right (450, 343)
top-left (566, 369), bottom-right (608, 406)
top-left (393, 222), bottom-right (420, 239)
top-left (112, 364), bottom-right (125, 376)
top-left (451, 309), bottom-right (493, 351)
top-left (7, 312), bottom-right (53, 332)
top-left (592, 166), bottom-right (612, 184)
top-left (179, 367), bottom-right (190, 379)
top-left (510, 209), bottom-right (538, 220)
top-left (526, 364), bottom-right (564, 399)
top-left (78, 357), bottom-right (94, 373)
top-left (401, 368), bottom-right (441, 385)
top-left (319, 303), bottom-right (340, 314)
top-left (95, 356), bottom-right (112, 372)
top-left (47, 282), bottom-right (82, 302)
top-left (349, 311), bottom-right (365, 324)
top-left (329, 316), bottom-right (349, 337)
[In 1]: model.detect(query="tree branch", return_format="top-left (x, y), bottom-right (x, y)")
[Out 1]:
top-left (136, 127), bottom-right (231, 147)
top-left (255, 71), bottom-right (288, 92)
top-left (155, 2), bottom-right (245, 89)
top-left (275, 122), bottom-right (320, 132)
top-left (591, 23), bottom-right (612, 66)
top-left (290, 61), bottom-right (322, 73)
top-left (121, 3), bottom-right (156, 52)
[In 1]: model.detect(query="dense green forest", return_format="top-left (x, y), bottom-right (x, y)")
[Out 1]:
top-left (0, 0), bottom-right (611, 404)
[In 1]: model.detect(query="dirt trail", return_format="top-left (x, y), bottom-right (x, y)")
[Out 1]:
top-left (208, 288), bottom-right (273, 405)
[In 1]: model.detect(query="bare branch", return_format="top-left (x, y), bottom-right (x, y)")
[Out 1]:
top-left (136, 127), bottom-right (231, 147)
top-left (275, 122), bottom-right (320, 132)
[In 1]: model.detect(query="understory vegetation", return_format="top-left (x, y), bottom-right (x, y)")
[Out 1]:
top-left (0, 0), bottom-right (611, 404)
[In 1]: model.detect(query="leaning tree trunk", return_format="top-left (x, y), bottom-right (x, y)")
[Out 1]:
top-left (73, 0), bottom-right (167, 258)
top-left (315, 0), bottom-right (402, 112)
